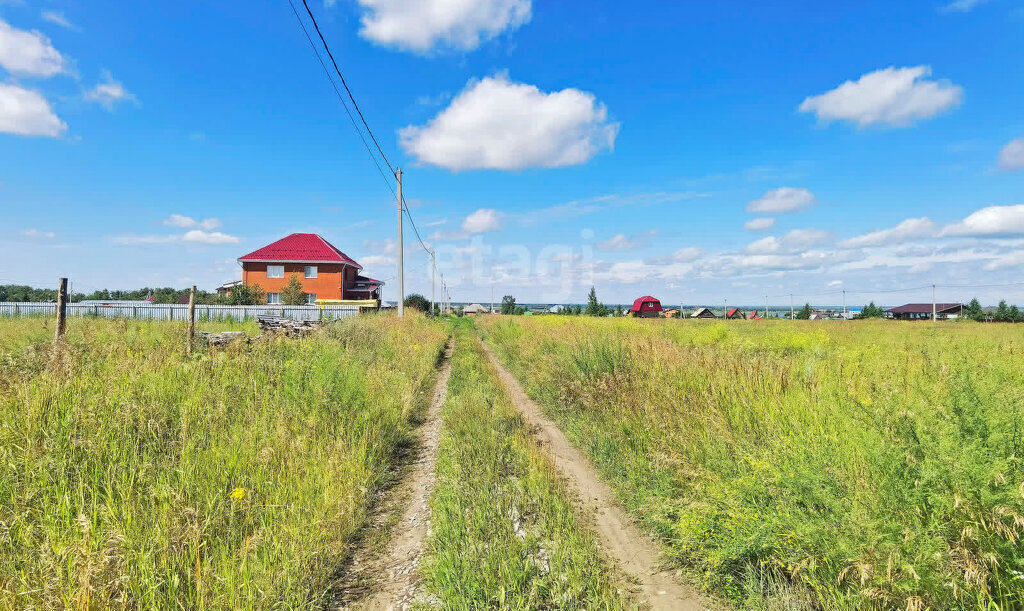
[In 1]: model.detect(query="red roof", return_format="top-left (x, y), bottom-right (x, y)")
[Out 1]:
top-left (239, 233), bottom-right (361, 268)
top-left (631, 296), bottom-right (662, 312)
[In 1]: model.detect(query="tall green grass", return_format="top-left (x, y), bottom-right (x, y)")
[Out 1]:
top-left (0, 315), bottom-right (445, 609)
top-left (421, 319), bottom-right (629, 609)
top-left (481, 317), bottom-right (1024, 610)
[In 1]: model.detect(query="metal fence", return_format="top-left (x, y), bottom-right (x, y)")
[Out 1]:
top-left (0, 302), bottom-right (360, 322)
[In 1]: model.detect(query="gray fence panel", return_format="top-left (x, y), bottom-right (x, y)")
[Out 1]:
top-left (0, 303), bottom-right (360, 322)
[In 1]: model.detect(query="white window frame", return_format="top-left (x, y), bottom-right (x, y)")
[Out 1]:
top-left (305, 293), bottom-right (317, 305)
top-left (267, 265), bottom-right (284, 279)
top-left (267, 292), bottom-right (282, 305)
top-left (304, 265), bottom-right (317, 279)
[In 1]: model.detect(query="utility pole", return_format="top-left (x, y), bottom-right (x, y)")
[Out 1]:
top-left (932, 284), bottom-right (936, 323)
top-left (55, 277), bottom-right (67, 340)
top-left (396, 168), bottom-right (404, 318)
top-left (790, 293), bottom-right (794, 320)
top-left (765, 295), bottom-right (768, 318)
top-left (430, 251), bottom-right (435, 316)
top-left (491, 284), bottom-right (494, 314)
top-left (187, 285), bottom-right (197, 355)
top-left (843, 289), bottom-right (847, 318)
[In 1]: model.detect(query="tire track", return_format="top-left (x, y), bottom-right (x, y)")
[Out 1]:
top-left (336, 337), bottom-right (453, 611)
top-left (480, 338), bottom-right (709, 611)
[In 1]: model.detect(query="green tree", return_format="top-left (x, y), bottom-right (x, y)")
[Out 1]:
top-left (501, 295), bottom-right (517, 315)
top-left (221, 283), bottom-right (266, 305)
top-left (856, 302), bottom-right (885, 319)
top-left (1010, 305), bottom-right (1022, 323)
top-left (280, 274), bottom-right (306, 305)
top-left (796, 303), bottom-right (813, 320)
top-left (403, 293), bottom-right (431, 312)
top-left (995, 300), bottom-right (1011, 322)
top-left (965, 298), bottom-right (984, 321)
top-left (585, 286), bottom-right (607, 316)
top-left (614, 304), bottom-right (623, 317)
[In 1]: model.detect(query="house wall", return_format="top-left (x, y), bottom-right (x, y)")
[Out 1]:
top-left (241, 262), bottom-right (347, 301)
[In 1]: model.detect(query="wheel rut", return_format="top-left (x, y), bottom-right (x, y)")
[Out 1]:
top-left (479, 337), bottom-right (709, 611)
top-left (334, 337), bottom-right (453, 611)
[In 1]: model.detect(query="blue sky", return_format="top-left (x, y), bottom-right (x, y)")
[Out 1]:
top-left (2, 0), bottom-right (1023, 305)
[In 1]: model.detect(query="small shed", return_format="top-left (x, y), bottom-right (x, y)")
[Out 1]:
top-left (691, 307), bottom-right (717, 319)
top-left (746, 309), bottom-right (762, 320)
top-left (726, 307), bottom-right (745, 320)
top-left (463, 303), bottom-right (488, 315)
top-left (630, 296), bottom-right (663, 318)
top-left (662, 308), bottom-right (680, 318)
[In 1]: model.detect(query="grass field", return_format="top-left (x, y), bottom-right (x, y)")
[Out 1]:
top-left (421, 320), bottom-right (628, 608)
top-left (480, 316), bottom-right (1024, 610)
top-left (0, 315), bottom-right (446, 609)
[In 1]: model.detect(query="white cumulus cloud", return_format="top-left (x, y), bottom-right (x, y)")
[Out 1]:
top-left (839, 217), bottom-right (937, 248)
top-left (596, 234), bottom-right (643, 252)
top-left (461, 208), bottom-right (502, 233)
top-left (163, 214), bottom-right (221, 231)
top-left (746, 187), bottom-right (816, 214)
top-left (799, 66), bottom-right (962, 128)
top-left (997, 138), bottom-right (1024, 172)
top-left (744, 217), bottom-right (775, 231)
top-left (84, 71), bottom-right (137, 110)
top-left (0, 83), bottom-right (66, 137)
top-left (22, 228), bottom-right (55, 239)
top-left (400, 74), bottom-right (618, 171)
top-left (0, 19), bottom-right (66, 77)
top-left (354, 0), bottom-right (530, 53)
top-left (745, 229), bottom-right (831, 255)
top-left (182, 230), bottom-right (239, 245)
top-left (942, 204), bottom-right (1024, 237)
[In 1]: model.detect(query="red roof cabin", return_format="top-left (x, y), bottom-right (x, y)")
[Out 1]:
top-left (726, 307), bottom-right (745, 320)
top-left (630, 296), bottom-right (663, 318)
top-left (238, 233), bottom-right (383, 304)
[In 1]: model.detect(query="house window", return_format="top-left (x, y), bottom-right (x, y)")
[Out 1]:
top-left (267, 265), bottom-right (284, 279)
top-left (267, 293), bottom-right (282, 304)
top-left (305, 293), bottom-right (317, 305)
top-left (304, 265), bottom-right (317, 279)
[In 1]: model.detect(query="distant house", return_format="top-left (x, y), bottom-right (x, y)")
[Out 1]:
top-left (630, 296), bottom-right (663, 318)
top-left (888, 303), bottom-right (965, 320)
top-left (726, 307), bottom-right (745, 320)
top-left (691, 307), bottom-right (716, 319)
top-left (662, 308), bottom-right (680, 318)
top-left (238, 233), bottom-right (383, 304)
top-left (746, 310), bottom-right (762, 320)
top-left (463, 303), bottom-right (488, 315)
top-left (216, 280), bottom-right (241, 296)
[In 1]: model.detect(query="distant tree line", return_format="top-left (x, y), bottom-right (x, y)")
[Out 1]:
top-left (0, 283), bottom-right (268, 306)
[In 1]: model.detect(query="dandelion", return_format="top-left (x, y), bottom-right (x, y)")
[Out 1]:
top-left (411, 344), bottom-right (420, 350)
top-left (230, 487), bottom-right (245, 500)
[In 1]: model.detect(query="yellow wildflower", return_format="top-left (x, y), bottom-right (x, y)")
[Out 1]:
top-left (230, 487), bottom-right (245, 500)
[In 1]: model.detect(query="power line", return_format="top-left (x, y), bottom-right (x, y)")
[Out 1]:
top-left (286, 0), bottom-right (395, 198)
top-left (298, 0), bottom-right (395, 176)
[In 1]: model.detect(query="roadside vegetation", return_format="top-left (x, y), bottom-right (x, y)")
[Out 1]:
top-left (480, 316), bottom-right (1024, 610)
top-left (421, 319), bottom-right (629, 608)
top-left (0, 314), bottom-right (445, 609)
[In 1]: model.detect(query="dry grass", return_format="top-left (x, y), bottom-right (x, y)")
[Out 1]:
top-left (480, 316), bottom-right (1024, 610)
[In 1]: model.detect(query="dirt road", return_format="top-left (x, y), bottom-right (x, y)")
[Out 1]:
top-left (480, 338), bottom-right (708, 611)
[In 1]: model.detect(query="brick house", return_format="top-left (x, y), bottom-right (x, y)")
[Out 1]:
top-left (238, 233), bottom-right (383, 304)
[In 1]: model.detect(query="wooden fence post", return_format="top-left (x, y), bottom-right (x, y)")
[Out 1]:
top-left (55, 277), bottom-right (67, 340)
top-left (187, 286), bottom-right (197, 355)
